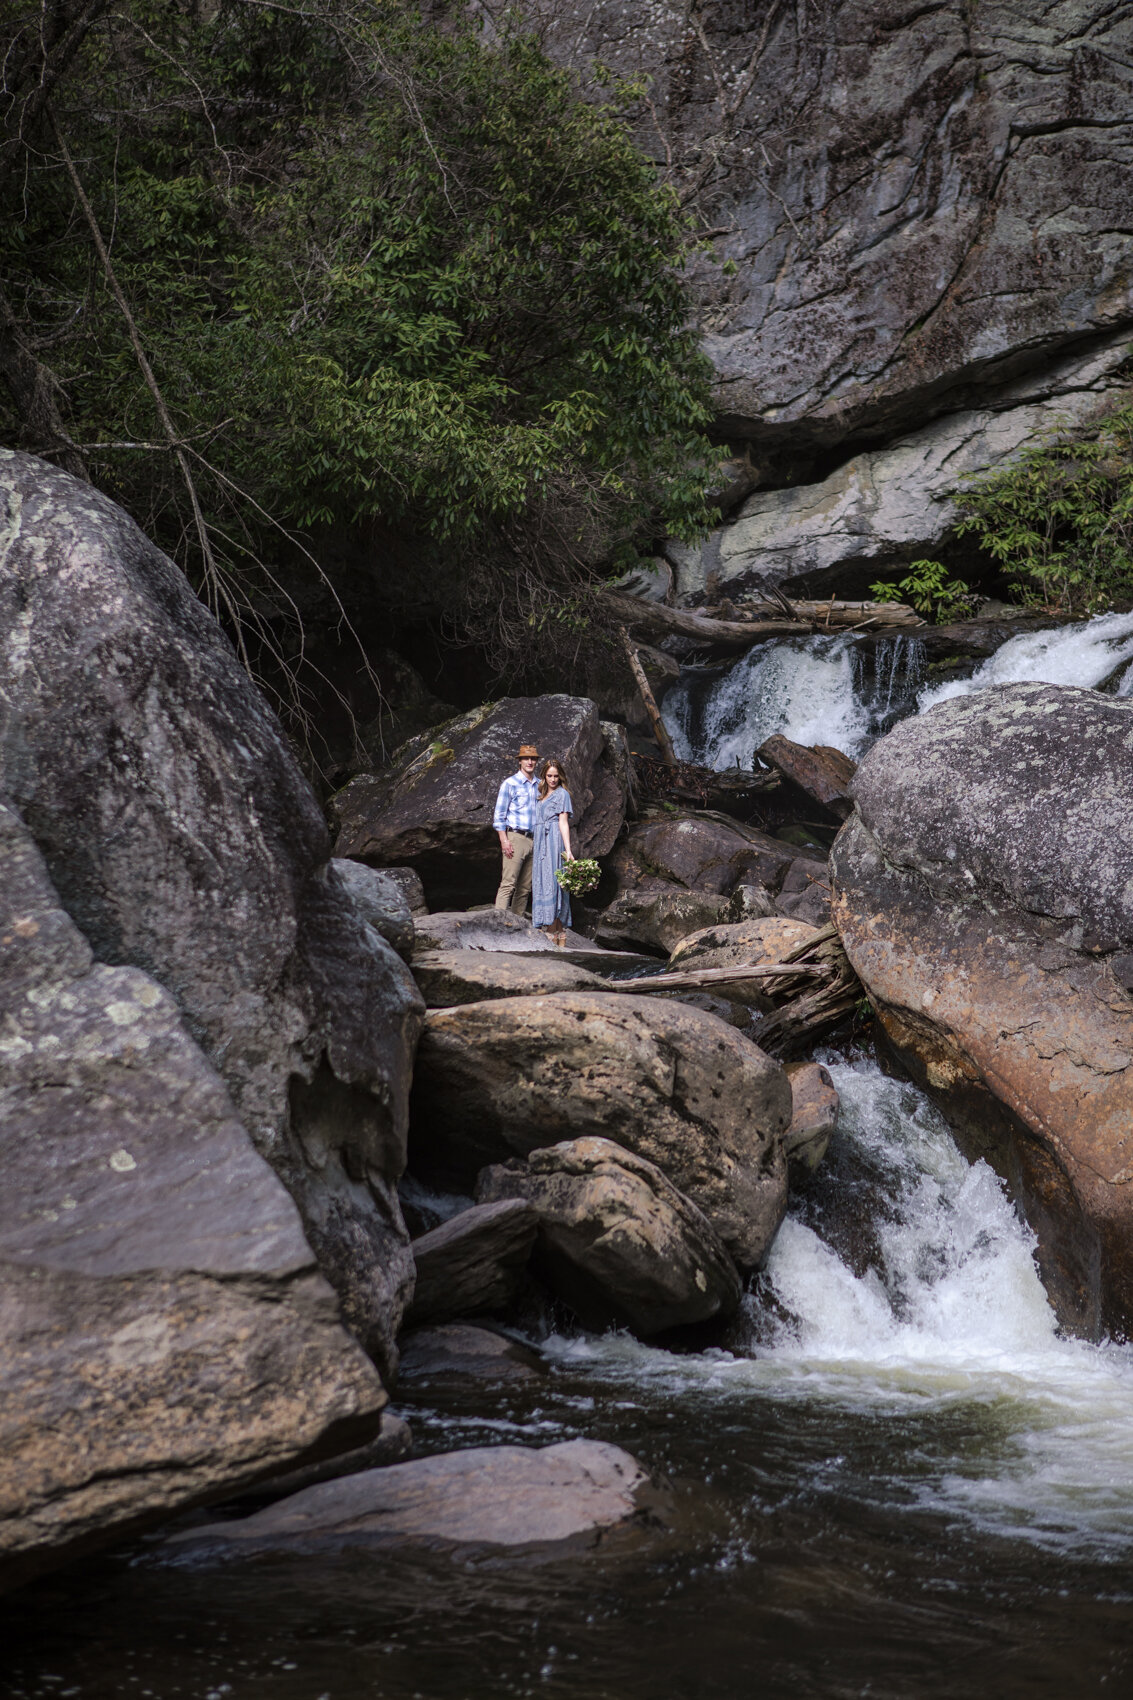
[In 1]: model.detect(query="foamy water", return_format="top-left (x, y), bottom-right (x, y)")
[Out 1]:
top-left (545, 1061), bottom-right (1133, 1559)
top-left (666, 611), bottom-right (1133, 764)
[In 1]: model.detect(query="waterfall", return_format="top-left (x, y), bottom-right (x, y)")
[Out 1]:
top-left (546, 1059), bottom-right (1133, 1555)
top-left (665, 610), bottom-right (1133, 767)
top-left (918, 609), bottom-right (1133, 711)
top-left (665, 633), bottom-right (925, 767)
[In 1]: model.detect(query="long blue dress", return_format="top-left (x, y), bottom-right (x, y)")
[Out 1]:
top-left (531, 787), bottom-right (573, 929)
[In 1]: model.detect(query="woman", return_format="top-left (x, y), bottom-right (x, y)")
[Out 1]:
top-left (531, 758), bottom-right (575, 942)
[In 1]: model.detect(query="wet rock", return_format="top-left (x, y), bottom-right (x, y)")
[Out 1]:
top-left (410, 992), bottom-right (791, 1266)
top-left (168, 1439), bottom-right (651, 1553)
top-left (397, 1323), bottom-right (547, 1386)
top-left (832, 681), bottom-right (1133, 1336)
top-left (593, 888), bottom-right (732, 956)
top-left (332, 858), bottom-right (414, 958)
top-left (784, 1062), bottom-right (840, 1181)
top-left (331, 697), bottom-right (628, 908)
top-left (667, 917), bottom-right (823, 1006)
top-left (405, 1199), bottom-right (537, 1327)
top-left (0, 452), bottom-right (424, 1379)
top-left (411, 949), bottom-right (606, 1007)
top-left (757, 737), bottom-right (856, 821)
top-left (477, 1138), bottom-right (742, 1336)
top-left (0, 801), bottom-right (386, 1590)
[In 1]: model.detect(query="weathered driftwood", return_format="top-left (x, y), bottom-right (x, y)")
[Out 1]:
top-left (602, 590), bottom-right (924, 648)
top-left (605, 962), bottom-right (828, 995)
top-left (753, 924), bottom-right (862, 1054)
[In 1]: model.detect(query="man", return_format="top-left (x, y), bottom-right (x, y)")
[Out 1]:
top-left (492, 743), bottom-right (540, 914)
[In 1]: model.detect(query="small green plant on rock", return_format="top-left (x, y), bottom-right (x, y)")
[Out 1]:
top-left (952, 399), bottom-right (1133, 614)
top-left (870, 561), bottom-right (977, 623)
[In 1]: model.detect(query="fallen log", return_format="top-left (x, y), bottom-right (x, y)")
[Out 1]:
top-left (601, 590), bottom-right (924, 648)
top-left (605, 962), bottom-right (828, 995)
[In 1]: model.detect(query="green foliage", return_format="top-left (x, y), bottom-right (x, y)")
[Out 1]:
top-left (555, 857), bottom-right (601, 896)
top-left (953, 399), bottom-right (1133, 613)
top-left (0, 1), bottom-right (716, 679)
top-left (870, 560), bottom-right (976, 623)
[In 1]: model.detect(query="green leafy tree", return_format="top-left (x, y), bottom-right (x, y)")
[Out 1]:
top-left (0, 1), bottom-right (716, 693)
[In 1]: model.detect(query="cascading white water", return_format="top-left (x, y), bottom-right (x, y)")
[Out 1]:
top-left (918, 608), bottom-right (1133, 710)
top-left (665, 609), bottom-right (1133, 765)
top-left (665, 633), bottom-right (923, 767)
top-left (546, 1060), bottom-right (1133, 1556)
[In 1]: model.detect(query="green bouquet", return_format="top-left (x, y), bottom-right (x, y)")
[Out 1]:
top-left (555, 857), bottom-right (601, 896)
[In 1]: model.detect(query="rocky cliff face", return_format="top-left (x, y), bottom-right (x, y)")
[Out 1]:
top-left (517, 0), bottom-right (1133, 592)
top-left (0, 451), bottom-right (423, 1379)
top-left (526, 0), bottom-right (1133, 449)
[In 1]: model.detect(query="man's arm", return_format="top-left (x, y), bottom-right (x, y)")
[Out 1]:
top-left (493, 776), bottom-right (514, 849)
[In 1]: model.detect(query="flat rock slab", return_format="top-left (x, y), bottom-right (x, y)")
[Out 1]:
top-left (411, 991), bottom-right (791, 1267)
top-left (412, 950), bottom-right (607, 1007)
top-left (478, 1137), bottom-right (742, 1337)
top-left (406, 1199), bottom-right (537, 1326)
top-left (170, 1440), bottom-right (649, 1552)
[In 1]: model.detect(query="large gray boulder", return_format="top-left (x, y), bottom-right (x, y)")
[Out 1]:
top-left (0, 451), bottom-right (424, 1378)
top-left (332, 700), bottom-right (629, 908)
top-left (0, 800), bottom-right (386, 1590)
top-left (831, 682), bottom-right (1133, 1336)
top-left (531, 2), bottom-right (1133, 450)
top-left (477, 1137), bottom-right (742, 1336)
top-left (168, 1439), bottom-right (653, 1553)
top-left (410, 992), bottom-right (792, 1266)
top-left (610, 814), bottom-right (802, 899)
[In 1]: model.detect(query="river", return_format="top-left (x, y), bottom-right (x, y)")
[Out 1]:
top-left (4, 622), bottom-right (1133, 1699)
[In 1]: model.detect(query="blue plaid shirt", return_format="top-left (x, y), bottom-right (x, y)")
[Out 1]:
top-left (493, 770), bottom-right (539, 834)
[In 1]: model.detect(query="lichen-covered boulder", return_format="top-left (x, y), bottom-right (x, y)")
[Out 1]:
top-left (410, 992), bottom-right (791, 1266)
top-left (0, 451), bottom-right (423, 1378)
top-left (332, 700), bottom-right (629, 908)
top-left (832, 681), bottom-right (1133, 1335)
top-left (477, 1137), bottom-right (742, 1336)
top-left (0, 800), bottom-right (386, 1591)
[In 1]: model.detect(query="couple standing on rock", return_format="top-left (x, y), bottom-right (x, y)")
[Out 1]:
top-left (493, 742), bottom-right (575, 942)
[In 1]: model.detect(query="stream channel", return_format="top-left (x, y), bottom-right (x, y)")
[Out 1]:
top-left (6, 618), bottom-right (1133, 1699)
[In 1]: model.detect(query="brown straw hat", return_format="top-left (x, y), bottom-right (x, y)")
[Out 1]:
top-left (518, 744), bottom-right (539, 758)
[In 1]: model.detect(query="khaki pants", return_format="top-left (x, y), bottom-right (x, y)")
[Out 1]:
top-left (494, 830), bottom-right (533, 914)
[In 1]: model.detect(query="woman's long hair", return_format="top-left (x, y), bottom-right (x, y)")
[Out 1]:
top-left (537, 757), bottom-right (569, 800)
